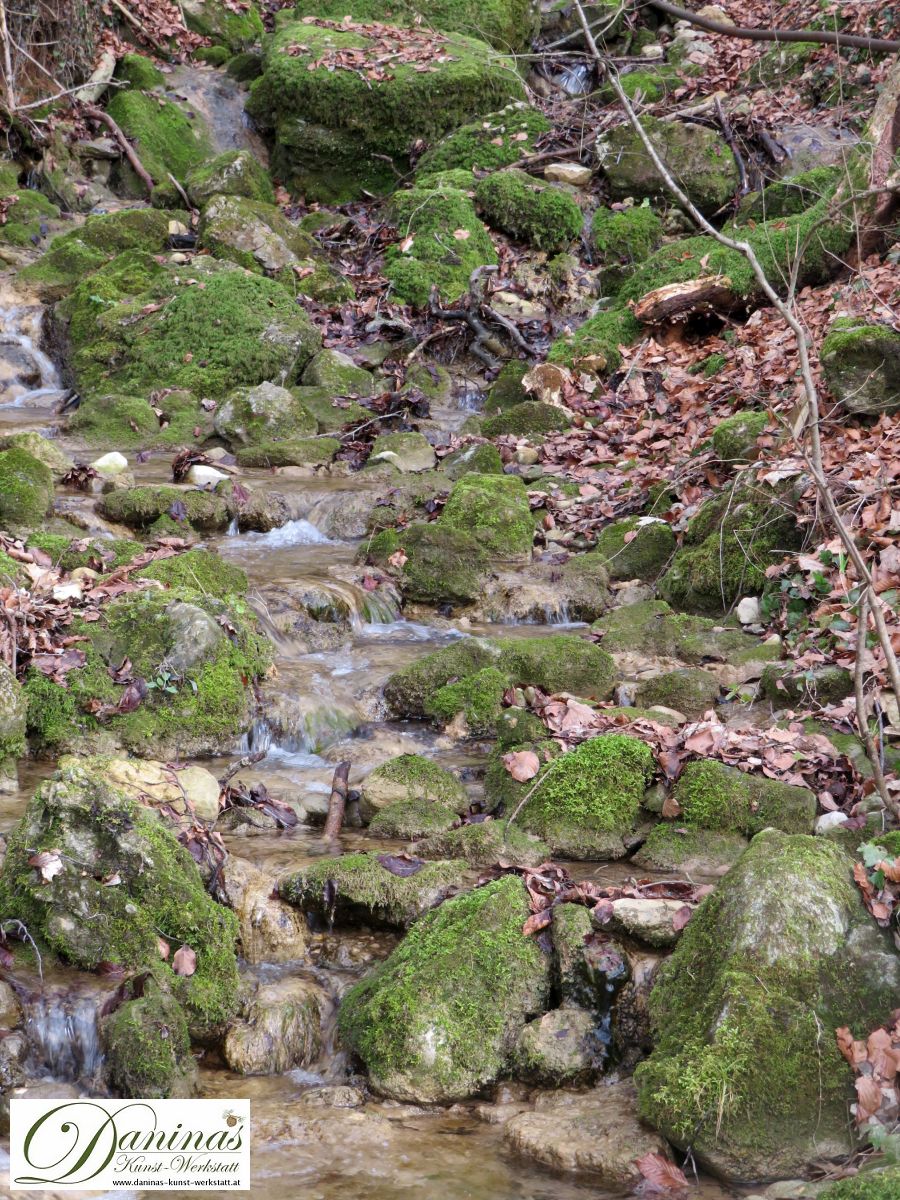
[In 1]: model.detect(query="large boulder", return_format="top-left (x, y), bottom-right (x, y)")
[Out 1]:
top-left (359, 753), bottom-right (467, 828)
top-left (820, 319), bottom-right (900, 416)
top-left (291, 0), bottom-right (538, 52)
top-left (0, 760), bottom-right (240, 1031)
top-left (635, 830), bottom-right (900, 1182)
top-left (247, 19), bottom-right (525, 202)
top-left (338, 875), bottom-right (550, 1101)
top-left (223, 978), bottom-right (325, 1075)
top-left (597, 116), bottom-right (739, 215)
top-left (475, 169), bottom-right (582, 252)
top-left (104, 980), bottom-right (195, 1098)
top-left (0, 663), bottom-right (27, 793)
top-left (439, 473), bottom-right (534, 559)
top-left (0, 448), bottom-right (53, 534)
top-left (187, 150), bottom-right (274, 206)
top-left (214, 381), bottom-right (317, 446)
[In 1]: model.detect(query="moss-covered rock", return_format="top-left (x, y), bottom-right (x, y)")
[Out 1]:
top-left (135, 548), bottom-right (248, 598)
top-left (495, 705), bottom-right (547, 748)
top-left (591, 204), bottom-right (663, 293)
top-left (475, 168), bottom-right (582, 252)
top-left (187, 150), bottom-right (274, 206)
top-left (820, 319), bottom-right (900, 416)
top-left (439, 472), bottom-right (533, 558)
top-left (711, 410), bottom-right (769, 462)
top-left (493, 733), bottom-right (654, 859)
top-left (359, 754), bottom-right (467, 822)
top-left (485, 360), bottom-right (529, 412)
top-left (761, 663), bottom-right (854, 708)
top-left (70, 390), bottom-right (211, 449)
top-left (440, 442), bottom-right (504, 479)
top-left (385, 177), bottom-right (497, 307)
top-left (415, 818), bottom-right (550, 867)
top-left (739, 165), bottom-right (841, 221)
top-left (633, 824), bottom-right (749, 874)
top-left (21, 588), bottom-right (269, 758)
top-left (0, 662), bottom-right (26, 793)
top-left (514, 1008), bottom-right (604, 1085)
top-left (417, 104), bottom-right (549, 177)
top-left (366, 523), bottom-right (490, 606)
top-left (338, 874), bottom-right (550, 1101)
top-left (278, 852), bottom-right (463, 929)
top-left (369, 432), bottom-right (436, 473)
top-left (98, 485), bottom-right (230, 532)
top-left (0, 187), bottom-right (58, 247)
top-left (429, 665), bottom-right (509, 734)
top-left (671, 759), bottom-right (817, 837)
top-left (635, 830), bottom-right (900, 1181)
top-left (593, 598), bottom-right (777, 668)
top-left (106, 91), bottom-right (211, 191)
top-left (819, 1168), bottom-right (900, 1200)
top-left (597, 116), bottom-right (738, 215)
top-left (213, 380), bottom-right (317, 447)
top-left (292, 0), bottom-right (537, 51)
top-left (104, 983), bottom-right (194, 1098)
top-left (234, 436), bottom-right (341, 467)
top-left (481, 400), bottom-right (571, 438)
top-left (635, 668), bottom-right (720, 719)
top-left (383, 637), bottom-right (498, 718)
top-left (658, 482), bottom-right (801, 614)
top-left (592, 516), bottom-right (674, 581)
top-left (302, 349), bottom-right (374, 396)
top-left (0, 760), bottom-right (240, 1030)
top-left (223, 977), bottom-right (323, 1075)
top-left (61, 253), bottom-right (320, 399)
top-left (27, 531), bottom-right (142, 573)
top-left (181, 0), bottom-right (264, 50)
top-left (116, 52), bottom-right (165, 90)
top-left (0, 430), bottom-right (71, 477)
top-left (0, 448), bottom-right (53, 534)
top-left (248, 20), bottom-right (525, 202)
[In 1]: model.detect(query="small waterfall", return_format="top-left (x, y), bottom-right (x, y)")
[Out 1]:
top-left (0, 298), bottom-right (66, 412)
top-left (24, 989), bottom-right (104, 1084)
top-left (244, 703), bottom-right (360, 758)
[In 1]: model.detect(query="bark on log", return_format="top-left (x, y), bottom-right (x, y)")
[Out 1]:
top-left (75, 49), bottom-right (118, 106)
top-left (323, 760), bottom-right (351, 841)
top-left (632, 275), bottom-right (738, 324)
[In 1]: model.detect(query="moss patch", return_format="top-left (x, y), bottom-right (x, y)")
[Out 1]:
top-left (0, 448), bottom-right (53, 534)
top-left (439, 472), bottom-right (533, 558)
top-left (475, 168), bottom-right (582, 252)
top-left (106, 91), bottom-right (211, 189)
top-left (673, 759), bottom-right (816, 837)
top-left (417, 104), bottom-right (549, 177)
top-left (592, 516), bottom-right (674, 581)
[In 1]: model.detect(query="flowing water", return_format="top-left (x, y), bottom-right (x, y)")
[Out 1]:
top-left (0, 69), bottom-right (748, 1199)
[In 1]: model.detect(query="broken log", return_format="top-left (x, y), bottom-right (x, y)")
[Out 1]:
top-left (632, 275), bottom-right (738, 324)
top-left (323, 760), bottom-right (351, 841)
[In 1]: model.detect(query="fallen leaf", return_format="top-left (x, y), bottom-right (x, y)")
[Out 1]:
top-left (503, 749), bottom-right (541, 782)
top-left (172, 945), bottom-right (197, 977)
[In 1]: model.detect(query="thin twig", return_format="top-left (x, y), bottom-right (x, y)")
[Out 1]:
top-left (853, 593), bottom-right (892, 813)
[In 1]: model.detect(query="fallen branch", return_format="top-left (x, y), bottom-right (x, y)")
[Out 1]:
top-left (218, 749), bottom-right (267, 788)
top-left (83, 104), bottom-right (155, 194)
top-left (323, 760), bottom-right (351, 841)
top-left (75, 47), bottom-right (118, 106)
top-left (646, 0), bottom-right (900, 53)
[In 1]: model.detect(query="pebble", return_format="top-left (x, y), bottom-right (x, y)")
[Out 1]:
top-left (736, 596), bottom-right (761, 624)
top-left (186, 464), bottom-right (229, 486)
top-left (543, 162), bottom-right (592, 187)
top-left (90, 450), bottom-right (128, 477)
top-left (815, 811), bottom-right (849, 835)
top-left (515, 446), bottom-right (540, 466)
top-left (52, 582), bottom-right (82, 602)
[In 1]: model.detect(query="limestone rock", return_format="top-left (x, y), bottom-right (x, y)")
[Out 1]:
top-left (514, 1009), bottom-right (605, 1085)
top-left (219, 856), bottom-right (308, 964)
top-left (223, 977), bottom-right (325, 1075)
top-left (604, 897), bottom-right (690, 948)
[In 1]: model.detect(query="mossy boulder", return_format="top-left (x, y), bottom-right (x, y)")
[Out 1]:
top-left (635, 830), bottom-right (900, 1181)
top-left (485, 360), bottom-right (529, 412)
top-left (181, 0), bottom-right (264, 49)
top-left (234, 436), bottom-right (341, 467)
top-left (475, 168), bottom-right (582, 252)
top-left (513, 1008), bottom-right (604, 1085)
top-left (104, 983), bottom-right (194, 1099)
top-left (761, 663), bottom-right (854, 707)
top-left (359, 754), bottom-right (467, 823)
top-left (0, 431), bottom-right (72, 476)
top-left (415, 818), bottom-right (550, 867)
top-left (0, 448), bottom-right (53, 534)
top-left (292, 0), bottom-right (538, 51)
top-left (116, 52), bottom-right (165, 90)
top-left (440, 442), bottom-right (504, 479)
top-left (417, 104), bottom-right (549, 177)
top-left (383, 637), bottom-right (499, 719)
top-left (302, 349), bottom-right (374, 397)
top-left (481, 400), bottom-right (571, 438)
top-left (366, 524), bottom-right (490, 606)
top-left (134, 548), bottom-right (248, 598)
top-left (711, 410), bottom-right (768, 462)
top-left (429, 665), bottom-right (509, 734)
top-left (592, 516), bottom-right (674, 581)
top-left (490, 733), bottom-right (654, 859)
top-left (495, 705), bottom-right (547, 748)
top-left (338, 874), bottom-right (550, 1101)
top-left (106, 91), bottom-right (211, 191)
top-left (214, 381), bottom-right (317, 446)
top-left (187, 150), bottom-right (274, 206)
top-left (27, 531), bottom-right (142, 573)
top-left (593, 598), bottom-right (777, 669)
top-left (98, 485), bottom-right (230, 531)
top-left (820, 319), bottom-right (900, 416)
top-left (278, 852), bottom-right (463, 929)
top-left (0, 760), bottom-right (240, 1030)
top-left (591, 204), bottom-right (663, 293)
top-left (368, 798), bottom-right (461, 839)
top-left (635, 668), bottom-right (720, 719)
top-left (634, 824), bottom-right (749, 874)
top-left (671, 760), bottom-right (817, 837)
top-left (369, 432), bottom-right (436, 473)
top-left (22, 588), bottom-right (269, 758)
top-left (0, 663), bottom-right (26, 793)
top-left (597, 116), bottom-right (738, 216)
top-left (658, 482), bottom-right (801, 614)
top-left (440, 472), bottom-right (533, 558)
top-left (61, 253), bottom-right (320, 399)
top-left (248, 20), bottom-right (525, 202)
top-left (819, 1168), bottom-right (900, 1200)
top-left (70, 391), bottom-right (212, 450)
top-left (385, 178), bottom-right (496, 307)
top-left (0, 188), bottom-right (58, 247)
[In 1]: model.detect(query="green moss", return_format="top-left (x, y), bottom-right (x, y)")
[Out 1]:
top-left (485, 361), bottom-right (528, 412)
top-left (337, 875), bottom-right (550, 1101)
top-left (429, 666), bottom-right (508, 734)
top-left (600, 67), bottom-right (677, 104)
top-left (106, 91), bottom-right (211, 189)
top-left (635, 823), bottom-right (748, 873)
top-left (439, 472), bottom-right (533, 557)
top-left (739, 165), bottom-right (841, 221)
top-left (761, 663), bottom-right (854, 707)
top-left (386, 179), bottom-right (497, 307)
top-left (98, 486), bottom-right (229, 532)
top-left (748, 41), bottom-right (816, 85)
top-left (475, 168), bottom-right (582, 252)
top-left (18, 238), bottom-right (107, 302)
top-left (278, 851), bottom-right (463, 928)
top-left (549, 304), bottom-right (642, 372)
top-left (498, 634), bottom-right (616, 698)
top-left (673, 759), bottom-right (816, 836)
top-left (592, 515), bottom-right (674, 581)
top-left (293, 0), bottom-right (537, 50)
top-left (187, 150), bottom-right (275, 206)
top-left (69, 390), bottom-right (209, 449)
top-left (182, 0), bottom-right (264, 50)
top-left (712, 410), bottom-right (768, 462)
top-left (62, 253), bottom-right (320, 399)
top-left (0, 762), bottom-right (239, 1029)
top-left (636, 667), bottom-right (720, 718)
top-left (593, 598), bottom-right (775, 667)
top-left (367, 522), bottom-right (490, 606)
top-left (591, 204), bottom-right (663, 292)
top-left (819, 1170), bottom-right (900, 1200)
top-left (116, 53), bottom-right (165, 90)
top-left (0, 188), bottom-right (58, 246)
top-left (416, 817), bottom-right (549, 866)
top-left (368, 797), bottom-right (460, 839)
top-left (514, 733), bottom-right (654, 859)
top-left (820, 319), bottom-right (900, 417)
top-left (0, 448), bottom-right (53, 534)
top-left (248, 21), bottom-right (525, 201)
top-left (105, 985), bottom-right (192, 1098)
top-left (481, 400), bottom-right (571, 437)
top-left (0, 550), bottom-right (25, 585)
top-left (417, 104), bottom-right (549, 177)
top-left (441, 442), bottom-right (504, 479)
top-left (235, 437), bottom-right (341, 466)
top-left (0, 431), bottom-right (70, 475)
top-left (135, 549), bottom-right (248, 597)
top-left (363, 753), bottom-right (466, 810)
top-left (28, 532), bottom-right (142, 572)
top-left (383, 637), bottom-right (502, 719)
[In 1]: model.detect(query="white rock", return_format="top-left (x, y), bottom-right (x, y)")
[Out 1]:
top-left (52, 582), bottom-right (82, 602)
top-left (640, 43), bottom-right (664, 57)
top-left (186, 464), bottom-right (229, 487)
top-left (543, 162), bottom-right (592, 187)
top-left (90, 451), bottom-right (128, 477)
top-left (736, 596), bottom-right (761, 625)
top-left (815, 811), bottom-right (849, 835)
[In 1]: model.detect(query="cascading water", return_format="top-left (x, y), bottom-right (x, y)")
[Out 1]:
top-left (0, 292), bottom-right (67, 431)
top-left (23, 988), bottom-right (104, 1084)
